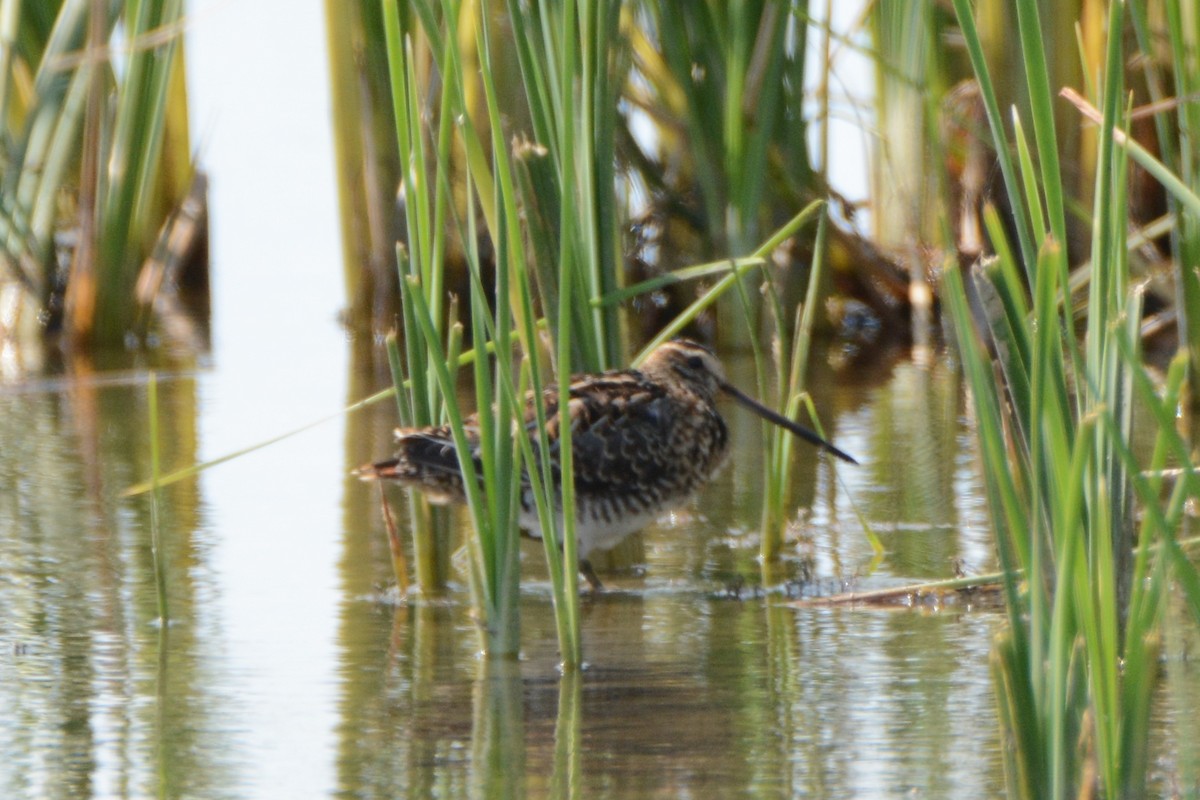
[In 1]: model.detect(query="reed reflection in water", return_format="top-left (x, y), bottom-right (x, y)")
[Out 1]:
top-left (0, 346), bottom-right (1016, 799)
top-left (7, 346), bottom-right (1196, 797)
top-left (333, 344), bottom-right (1007, 799)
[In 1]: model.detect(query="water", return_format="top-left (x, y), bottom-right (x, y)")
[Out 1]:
top-left (0, 344), bottom-right (1019, 799)
top-left (2, 2), bottom-right (1196, 798)
top-left (0, 6), bottom-right (1012, 793)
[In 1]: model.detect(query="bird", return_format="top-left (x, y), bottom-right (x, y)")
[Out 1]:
top-left (355, 338), bottom-right (857, 587)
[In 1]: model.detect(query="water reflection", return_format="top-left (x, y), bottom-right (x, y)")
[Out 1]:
top-left (331, 343), bottom-right (1009, 798)
top-left (1158, 600), bottom-right (1200, 795)
top-left (0, 371), bottom-right (241, 800)
top-left (8, 345), bottom-right (1195, 798)
top-left (332, 586), bottom-right (1003, 798)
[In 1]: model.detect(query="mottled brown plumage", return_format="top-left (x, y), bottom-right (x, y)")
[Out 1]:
top-left (356, 339), bottom-right (857, 583)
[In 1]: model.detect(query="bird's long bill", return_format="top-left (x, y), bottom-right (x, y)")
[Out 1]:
top-left (720, 382), bottom-right (859, 465)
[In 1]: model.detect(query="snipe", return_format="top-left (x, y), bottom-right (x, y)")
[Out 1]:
top-left (356, 339), bottom-right (857, 587)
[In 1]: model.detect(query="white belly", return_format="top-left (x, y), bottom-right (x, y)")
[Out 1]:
top-left (518, 503), bottom-right (668, 558)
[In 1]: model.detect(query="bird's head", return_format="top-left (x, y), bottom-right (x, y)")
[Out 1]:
top-left (642, 339), bottom-right (726, 400)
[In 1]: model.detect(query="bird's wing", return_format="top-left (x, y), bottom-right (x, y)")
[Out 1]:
top-left (526, 374), bottom-right (683, 496)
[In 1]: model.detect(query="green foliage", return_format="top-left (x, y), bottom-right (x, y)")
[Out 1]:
top-left (383, 0), bottom-right (626, 662)
top-left (1128, 0), bottom-right (1200, 398)
top-left (379, 0), bottom-right (844, 658)
top-left (0, 0), bottom-right (192, 346)
top-left (634, 0), bottom-right (811, 255)
top-left (946, 1), bottom-right (1200, 796)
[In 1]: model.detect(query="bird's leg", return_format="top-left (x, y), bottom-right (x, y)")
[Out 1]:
top-left (378, 482), bottom-right (410, 596)
top-left (580, 559), bottom-right (604, 592)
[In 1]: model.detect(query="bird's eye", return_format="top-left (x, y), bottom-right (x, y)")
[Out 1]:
top-left (686, 355), bottom-right (705, 370)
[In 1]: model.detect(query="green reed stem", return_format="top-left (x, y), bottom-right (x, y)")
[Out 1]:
top-left (947, 0), bottom-right (1035, 273)
top-left (383, 0), bottom-right (618, 660)
top-left (404, 274), bottom-right (522, 655)
top-left (476, 0), bottom-right (584, 664)
top-left (147, 371), bottom-right (168, 624)
top-left (947, 2), bottom-right (1200, 795)
top-left (123, 386), bottom-right (398, 497)
top-left (760, 210), bottom-right (831, 560)
top-left (633, 201), bottom-right (824, 364)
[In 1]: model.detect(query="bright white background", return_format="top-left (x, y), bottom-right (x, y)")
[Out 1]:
top-left (187, 1), bottom-right (347, 795)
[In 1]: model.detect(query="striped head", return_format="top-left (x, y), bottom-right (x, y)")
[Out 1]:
top-left (640, 339), bottom-right (726, 401)
top-left (641, 337), bottom-right (860, 465)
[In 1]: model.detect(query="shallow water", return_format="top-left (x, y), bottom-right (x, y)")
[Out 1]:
top-left (6, 338), bottom-right (1200, 798)
top-left (3, 2), bottom-right (1198, 797)
top-left (0, 346), bottom-right (1021, 799)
